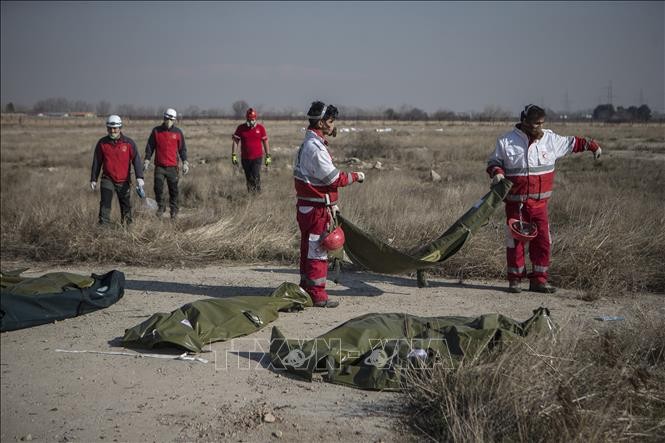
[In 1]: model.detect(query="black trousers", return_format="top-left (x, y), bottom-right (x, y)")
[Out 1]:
top-left (99, 177), bottom-right (132, 225)
top-left (154, 166), bottom-right (179, 216)
top-left (241, 157), bottom-right (263, 193)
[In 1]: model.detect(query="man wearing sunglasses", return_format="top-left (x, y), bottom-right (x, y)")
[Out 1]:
top-left (487, 104), bottom-right (602, 294)
top-left (143, 108), bottom-right (189, 220)
top-left (293, 101), bottom-right (366, 308)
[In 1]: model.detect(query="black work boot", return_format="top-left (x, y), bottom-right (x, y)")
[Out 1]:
top-left (529, 281), bottom-right (557, 293)
top-left (508, 280), bottom-right (522, 293)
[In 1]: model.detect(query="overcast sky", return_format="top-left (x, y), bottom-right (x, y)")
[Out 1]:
top-left (1, 1), bottom-right (663, 114)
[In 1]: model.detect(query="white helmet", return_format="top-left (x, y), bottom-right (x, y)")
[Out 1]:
top-left (106, 115), bottom-right (122, 128)
top-left (163, 108), bottom-right (177, 120)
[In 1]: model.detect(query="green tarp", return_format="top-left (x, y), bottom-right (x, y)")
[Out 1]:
top-left (122, 282), bottom-right (313, 353)
top-left (270, 307), bottom-right (555, 391)
top-left (338, 179), bottom-right (512, 275)
top-left (1, 270), bottom-right (125, 332)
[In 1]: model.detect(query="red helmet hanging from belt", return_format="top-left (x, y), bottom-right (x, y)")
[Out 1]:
top-left (508, 218), bottom-right (538, 242)
top-left (246, 108), bottom-right (258, 120)
top-left (321, 226), bottom-right (345, 252)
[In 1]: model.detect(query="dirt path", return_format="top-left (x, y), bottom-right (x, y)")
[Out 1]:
top-left (1, 262), bottom-right (659, 442)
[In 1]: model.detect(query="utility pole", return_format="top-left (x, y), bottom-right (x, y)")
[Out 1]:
top-left (606, 80), bottom-right (614, 105)
top-left (562, 90), bottom-right (571, 115)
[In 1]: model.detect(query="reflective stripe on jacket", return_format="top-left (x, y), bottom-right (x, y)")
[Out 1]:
top-left (487, 127), bottom-right (578, 202)
top-left (293, 129), bottom-right (357, 206)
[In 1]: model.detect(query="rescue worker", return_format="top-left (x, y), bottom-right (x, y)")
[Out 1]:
top-left (294, 101), bottom-right (365, 308)
top-left (486, 104), bottom-right (602, 293)
top-left (90, 115), bottom-right (144, 225)
top-left (231, 108), bottom-right (271, 193)
top-left (143, 108), bottom-right (189, 219)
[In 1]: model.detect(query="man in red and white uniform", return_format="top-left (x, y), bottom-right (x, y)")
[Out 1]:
top-left (232, 108), bottom-right (271, 193)
top-left (487, 104), bottom-right (602, 293)
top-left (143, 108), bottom-right (188, 219)
top-left (294, 101), bottom-right (365, 308)
top-left (90, 115), bottom-right (144, 225)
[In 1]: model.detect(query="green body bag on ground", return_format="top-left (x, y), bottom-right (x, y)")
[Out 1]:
top-left (270, 307), bottom-right (555, 391)
top-left (1, 270), bottom-right (125, 332)
top-left (122, 282), bottom-right (312, 353)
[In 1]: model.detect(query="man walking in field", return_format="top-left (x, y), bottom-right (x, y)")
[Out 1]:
top-left (143, 108), bottom-right (189, 219)
top-left (486, 104), bottom-right (602, 293)
top-left (90, 115), bottom-right (144, 225)
top-left (294, 101), bottom-right (366, 308)
top-left (231, 108), bottom-right (271, 193)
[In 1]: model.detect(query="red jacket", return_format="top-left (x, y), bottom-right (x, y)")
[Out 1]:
top-left (91, 134), bottom-right (143, 184)
top-left (145, 125), bottom-right (187, 167)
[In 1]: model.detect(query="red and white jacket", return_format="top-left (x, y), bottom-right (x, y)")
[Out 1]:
top-left (487, 126), bottom-right (594, 202)
top-left (294, 129), bottom-right (361, 207)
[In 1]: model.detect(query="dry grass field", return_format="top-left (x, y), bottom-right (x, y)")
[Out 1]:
top-left (1, 114), bottom-right (664, 441)
top-left (1, 115), bottom-right (663, 298)
top-left (403, 305), bottom-right (665, 442)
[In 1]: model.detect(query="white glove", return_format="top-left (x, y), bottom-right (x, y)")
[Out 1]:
top-left (137, 178), bottom-right (145, 188)
top-left (90, 181), bottom-right (97, 191)
top-left (182, 160), bottom-right (190, 175)
top-left (593, 147), bottom-right (602, 161)
top-left (143, 159), bottom-right (150, 171)
top-left (331, 205), bottom-right (340, 216)
top-left (491, 173), bottom-right (505, 185)
top-left (355, 172), bottom-right (365, 183)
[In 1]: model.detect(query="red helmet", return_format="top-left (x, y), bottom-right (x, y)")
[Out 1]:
top-left (246, 108), bottom-right (257, 120)
top-left (508, 218), bottom-right (538, 242)
top-left (321, 226), bottom-right (345, 251)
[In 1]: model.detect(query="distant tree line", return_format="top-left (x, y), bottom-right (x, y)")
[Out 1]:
top-left (1, 97), bottom-right (658, 123)
top-left (592, 104), bottom-right (652, 122)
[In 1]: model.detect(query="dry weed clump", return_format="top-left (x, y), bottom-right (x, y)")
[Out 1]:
top-left (549, 155), bottom-right (665, 297)
top-left (401, 308), bottom-right (665, 442)
top-left (1, 117), bottom-right (663, 298)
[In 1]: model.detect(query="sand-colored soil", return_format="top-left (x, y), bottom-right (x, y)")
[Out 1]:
top-left (2, 263), bottom-right (658, 442)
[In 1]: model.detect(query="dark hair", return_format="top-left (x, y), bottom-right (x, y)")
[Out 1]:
top-left (307, 101), bottom-right (339, 127)
top-left (520, 104), bottom-right (546, 122)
